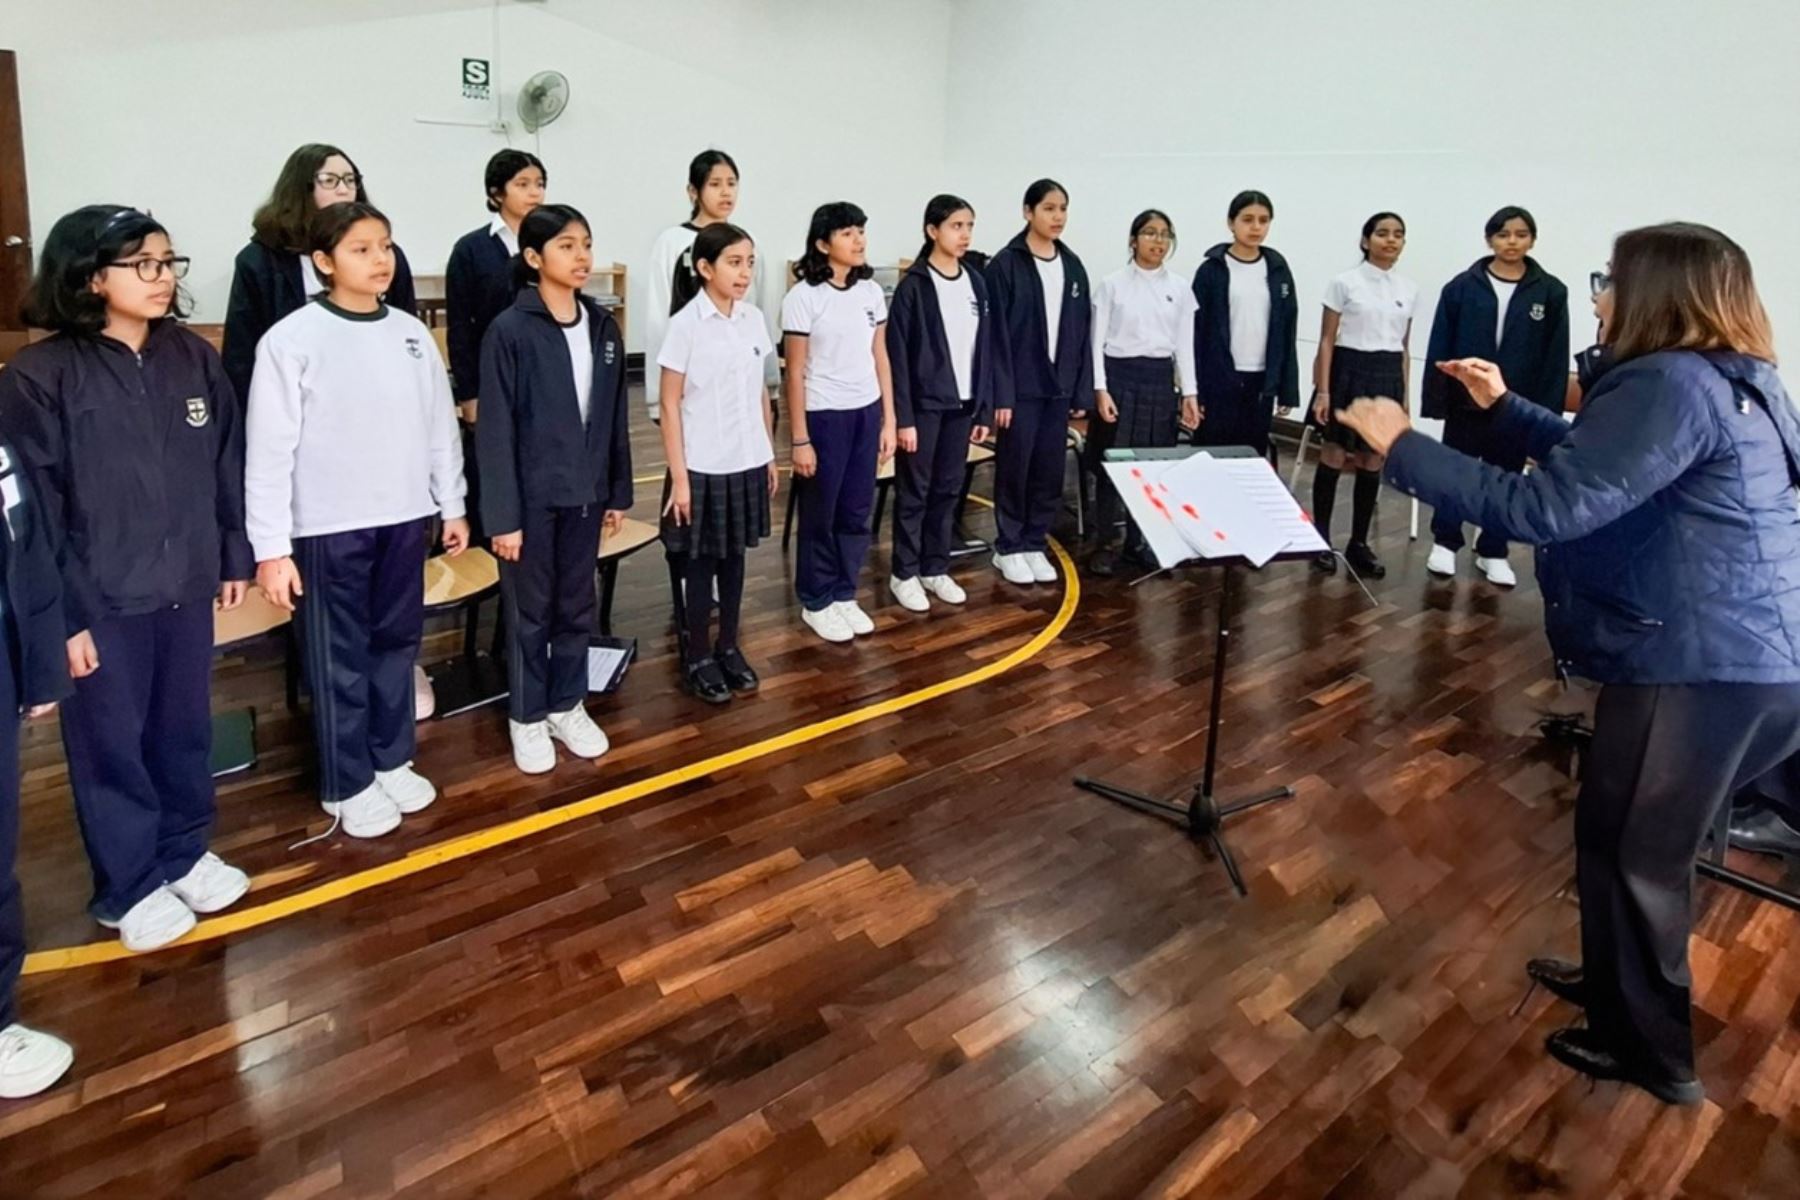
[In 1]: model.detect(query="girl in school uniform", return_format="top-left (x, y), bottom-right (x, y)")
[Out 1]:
top-left (0, 430), bottom-right (75, 1097)
top-left (985, 179), bottom-right (1092, 586)
top-left (0, 206), bottom-right (254, 953)
top-left (781, 202), bottom-right (897, 642)
top-left (223, 142), bottom-right (433, 718)
top-left (246, 202), bottom-right (468, 840)
top-left (1086, 209), bottom-right (1200, 577)
top-left (657, 223), bottom-right (778, 704)
top-left (477, 205), bottom-right (632, 775)
top-left (885, 195), bottom-right (999, 612)
top-left (447, 149), bottom-right (547, 423)
top-left (1420, 206), bottom-right (1570, 586)
top-left (1308, 212), bottom-right (1418, 579)
top-left (1191, 190), bottom-right (1301, 463)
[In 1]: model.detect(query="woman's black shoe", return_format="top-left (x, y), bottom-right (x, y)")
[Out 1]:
top-left (1727, 805), bottom-right (1800, 858)
top-left (684, 657), bottom-right (732, 704)
top-left (1526, 957), bottom-right (1587, 1007)
top-left (1344, 541), bottom-right (1386, 579)
top-left (716, 646), bottom-right (759, 693)
top-left (1544, 1027), bottom-right (1704, 1106)
top-left (1311, 550), bottom-right (1338, 575)
top-left (1087, 546), bottom-right (1118, 578)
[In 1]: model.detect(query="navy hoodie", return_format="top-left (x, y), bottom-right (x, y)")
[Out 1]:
top-left (1422, 256), bottom-right (1569, 419)
top-left (984, 232), bottom-right (1093, 410)
top-left (0, 322), bottom-right (253, 634)
top-left (476, 289), bottom-right (633, 536)
top-left (444, 224), bottom-right (514, 402)
top-left (885, 257), bottom-right (1006, 427)
top-left (222, 237), bottom-right (419, 406)
top-left (1191, 244), bottom-right (1300, 410)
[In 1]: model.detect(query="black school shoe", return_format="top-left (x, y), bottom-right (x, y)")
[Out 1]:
top-left (1544, 1027), bottom-right (1704, 1107)
top-left (1728, 805), bottom-right (1800, 858)
top-left (1311, 550), bottom-right (1338, 575)
top-left (684, 657), bottom-right (732, 704)
top-left (1344, 541), bottom-right (1386, 579)
top-left (716, 646), bottom-right (759, 694)
top-left (1087, 546), bottom-right (1118, 578)
top-left (1527, 957), bottom-right (1587, 1007)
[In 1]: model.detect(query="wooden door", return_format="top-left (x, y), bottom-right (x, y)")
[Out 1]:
top-left (0, 50), bottom-right (32, 364)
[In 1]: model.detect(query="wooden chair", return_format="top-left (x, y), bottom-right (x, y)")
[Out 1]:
top-left (210, 588), bottom-right (295, 777)
top-left (421, 547), bottom-right (507, 717)
top-left (596, 517), bottom-right (658, 636)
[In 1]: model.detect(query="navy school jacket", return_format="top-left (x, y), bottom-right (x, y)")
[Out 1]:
top-left (0, 322), bottom-right (254, 634)
top-left (1192, 243), bottom-right (1301, 410)
top-left (476, 289), bottom-right (633, 536)
top-left (884, 257), bottom-right (1006, 427)
top-left (984, 231), bottom-right (1093, 410)
top-left (0, 437), bottom-right (74, 707)
top-left (1421, 256), bottom-right (1569, 420)
top-left (445, 225), bottom-right (514, 403)
top-left (221, 236), bottom-right (418, 405)
top-left (1386, 350), bottom-right (1800, 685)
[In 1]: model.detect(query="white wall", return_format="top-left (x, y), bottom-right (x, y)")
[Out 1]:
top-left (5, 0), bottom-right (952, 348)
top-left (945, 0), bottom-right (1800, 375)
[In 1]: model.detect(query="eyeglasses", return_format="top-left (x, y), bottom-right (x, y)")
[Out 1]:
top-left (1590, 270), bottom-right (1612, 298)
top-left (106, 257), bottom-right (191, 282)
top-left (1135, 230), bottom-right (1174, 243)
top-left (313, 172), bottom-right (361, 191)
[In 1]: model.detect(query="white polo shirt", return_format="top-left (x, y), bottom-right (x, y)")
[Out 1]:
top-left (1224, 253), bottom-right (1271, 373)
top-left (780, 277), bottom-right (886, 412)
top-left (1322, 260), bottom-right (1419, 353)
top-left (488, 212), bottom-right (519, 255)
top-left (1091, 262), bottom-right (1198, 394)
top-left (929, 265), bottom-right (980, 403)
top-left (657, 292), bottom-right (775, 474)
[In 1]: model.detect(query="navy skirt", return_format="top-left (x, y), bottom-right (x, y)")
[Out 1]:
top-left (660, 465), bottom-right (772, 559)
top-left (1311, 347), bottom-right (1405, 455)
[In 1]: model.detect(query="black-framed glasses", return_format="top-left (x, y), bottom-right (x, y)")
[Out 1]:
top-left (106, 257), bottom-right (190, 282)
top-left (313, 172), bottom-right (361, 191)
top-left (1590, 270), bottom-right (1612, 298)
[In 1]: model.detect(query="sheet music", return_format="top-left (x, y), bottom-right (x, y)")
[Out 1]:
top-left (1102, 453), bottom-right (1326, 570)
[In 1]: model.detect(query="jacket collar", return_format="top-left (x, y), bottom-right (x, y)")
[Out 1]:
top-left (1203, 243), bottom-right (1289, 271)
top-left (999, 229), bottom-right (1061, 262)
top-left (1467, 254), bottom-right (1544, 287)
top-left (512, 286), bottom-right (597, 326)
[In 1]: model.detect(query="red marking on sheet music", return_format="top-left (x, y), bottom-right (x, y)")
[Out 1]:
top-left (1178, 502), bottom-right (1227, 545)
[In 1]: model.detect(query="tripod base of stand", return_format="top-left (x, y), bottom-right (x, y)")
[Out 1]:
top-left (1076, 776), bottom-right (1295, 896)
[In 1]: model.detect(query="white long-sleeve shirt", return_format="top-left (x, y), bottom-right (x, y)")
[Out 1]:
top-left (645, 221), bottom-right (776, 420)
top-left (1091, 263), bottom-right (1199, 395)
top-left (245, 299), bottom-right (466, 560)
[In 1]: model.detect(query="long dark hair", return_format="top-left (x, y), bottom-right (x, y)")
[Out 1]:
top-left (512, 203), bottom-right (591, 290)
top-left (486, 148), bottom-right (547, 214)
top-left (918, 193), bottom-right (973, 264)
top-left (1021, 178), bottom-right (1068, 238)
top-left (687, 149), bottom-right (739, 220)
top-left (1128, 208), bottom-right (1175, 260)
top-left (1229, 190), bottom-right (1274, 221)
top-left (22, 205), bottom-right (191, 334)
top-left (306, 201), bottom-right (390, 292)
top-left (795, 201), bottom-right (872, 287)
top-left (1608, 222), bottom-right (1775, 364)
top-left (252, 143), bottom-right (370, 253)
top-left (1484, 205), bottom-right (1537, 240)
top-left (1360, 211), bottom-right (1405, 260)
top-left (692, 222), bottom-right (754, 276)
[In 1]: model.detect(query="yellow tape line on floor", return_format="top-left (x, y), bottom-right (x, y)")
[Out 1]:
top-left (23, 506), bottom-right (1076, 975)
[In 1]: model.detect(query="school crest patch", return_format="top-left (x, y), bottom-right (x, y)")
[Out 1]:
top-left (1280, 283), bottom-right (1291, 299)
top-left (865, 307), bottom-right (879, 328)
top-left (604, 340), bottom-right (617, 365)
top-left (1530, 303), bottom-right (1546, 321)
top-left (404, 336), bottom-right (424, 360)
top-left (183, 396), bottom-right (210, 428)
top-left (1071, 282), bottom-right (1081, 299)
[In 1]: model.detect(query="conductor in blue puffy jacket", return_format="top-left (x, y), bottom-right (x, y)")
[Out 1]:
top-left (1338, 222), bottom-right (1800, 1107)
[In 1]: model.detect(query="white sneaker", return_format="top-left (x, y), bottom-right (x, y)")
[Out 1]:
top-left (322, 783), bottom-right (403, 839)
top-left (547, 705), bottom-right (610, 759)
top-left (97, 885), bottom-right (196, 953)
top-left (1025, 551), bottom-right (1057, 583)
top-left (509, 720), bottom-right (557, 774)
top-left (834, 600), bottom-right (875, 636)
top-left (168, 852), bottom-right (249, 914)
top-left (375, 763), bottom-right (437, 813)
top-left (0, 1024), bottom-right (74, 1099)
top-left (1426, 545), bottom-right (1457, 577)
top-left (920, 574), bottom-right (966, 605)
top-left (993, 552), bottom-right (1035, 585)
top-left (413, 663), bottom-right (435, 721)
top-left (888, 576), bottom-right (930, 613)
top-left (1479, 556), bottom-right (1518, 587)
top-left (802, 603), bottom-right (855, 643)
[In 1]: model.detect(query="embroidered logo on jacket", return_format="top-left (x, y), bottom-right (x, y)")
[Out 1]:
top-left (404, 336), bottom-right (424, 360)
top-left (1280, 283), bottom-right (1291, 299)
top-left (1530, 303), bottom-right (1546, 321)
top-left (1071, 282), bottom-right (1081, 299)
top-left (183, 397), bottom-right (210, 428)
top-left (604, 340), bottom-right (617, 365)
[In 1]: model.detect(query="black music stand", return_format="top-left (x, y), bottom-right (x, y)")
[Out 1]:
top-left (1074, 445), bottom-right (1313, 897)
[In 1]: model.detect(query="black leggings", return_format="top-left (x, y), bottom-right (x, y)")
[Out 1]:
top-left (681, 552), bottom-right (746, 667)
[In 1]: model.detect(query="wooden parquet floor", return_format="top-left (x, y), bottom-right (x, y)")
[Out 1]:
top-left (3, 404), bottom-right (1798, 1198)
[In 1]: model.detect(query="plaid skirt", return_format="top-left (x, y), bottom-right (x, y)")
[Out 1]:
top-left (1309, 347), bottom-right (1406, 455)
top-left (659, 465), bottom-right (772, 559)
